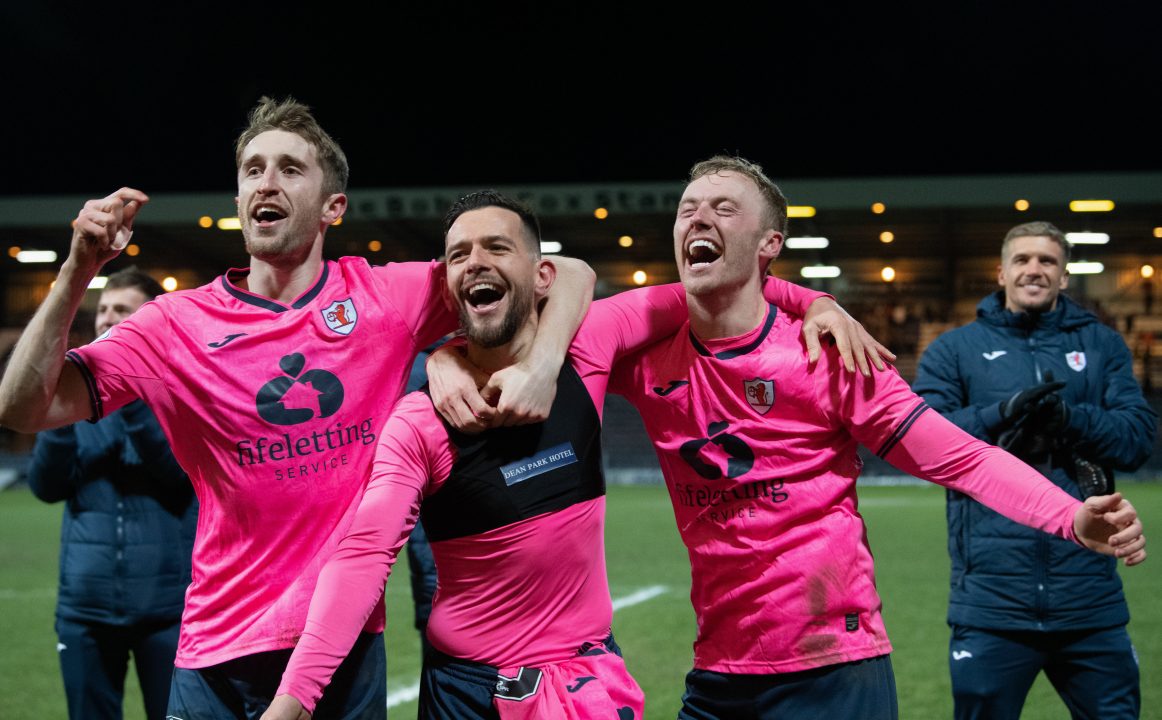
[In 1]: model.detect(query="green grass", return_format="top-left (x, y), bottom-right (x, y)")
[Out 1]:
top-left (3, 483), bottom-right (1159, 719)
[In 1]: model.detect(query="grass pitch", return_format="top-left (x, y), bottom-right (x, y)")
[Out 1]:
top-left (2, 483), bottom-right (1158, 719)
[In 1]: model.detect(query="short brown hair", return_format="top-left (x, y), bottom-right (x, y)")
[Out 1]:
top-left (234, 97), bottom-right (349, 196)
top-left (688, 155), bottom-right (788, 235)
top-left (444, 190), bottom-right (542, 258)
top-left (104, 265), bottom-right (165, 300)
top-left (1002, 221), bottom-right (1071, 264)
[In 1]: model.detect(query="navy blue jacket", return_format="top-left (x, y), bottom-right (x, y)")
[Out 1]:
top-left (913, 292), bottom-right (1155, 631)
top-left (27, 400), bottom-right (197, 626)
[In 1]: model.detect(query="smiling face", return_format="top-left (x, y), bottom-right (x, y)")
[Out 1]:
top-left (235, 130), bottom-right (342, 263)
top-left (95, 286), bottom-right (148, 336)
top-left (673, 171), bottom-right (783, 298)
top-left (444, 206), bottom-right (550, 349)
top-left (998, 234), bottom-right (1069, 314)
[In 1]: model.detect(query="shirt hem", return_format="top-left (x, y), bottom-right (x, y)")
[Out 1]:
top-left (693, 641), bottom-right (894, 675)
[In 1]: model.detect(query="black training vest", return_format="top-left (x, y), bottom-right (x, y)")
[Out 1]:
top-left (421, 363), bottom-right (605, 543)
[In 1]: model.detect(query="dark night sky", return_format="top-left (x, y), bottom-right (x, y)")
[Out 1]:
top-left (3, 2), bottom-right (1160, 197)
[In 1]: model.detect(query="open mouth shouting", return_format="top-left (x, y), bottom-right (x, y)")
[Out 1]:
top-left (686, 237), bottom-right (723, 270)
top-left (251, 204), bottom-right (288, 229)
top-left (462, 278), bottom-right (508, 315)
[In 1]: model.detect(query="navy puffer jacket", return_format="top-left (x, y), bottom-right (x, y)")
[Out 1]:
top-left (913, 292), bottom-right (1155, 631)
top-left (28, 400), bottom-right (197, 625)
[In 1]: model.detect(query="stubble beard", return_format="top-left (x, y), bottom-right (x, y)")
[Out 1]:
top-left (243, 214), bottom-right (317, 264)
top-left (460, 287), bottom-right (533, 349)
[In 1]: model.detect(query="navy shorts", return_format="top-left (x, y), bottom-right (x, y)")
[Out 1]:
top-left (678, 654), bottom-right (898, 720)
top-left (419, 635), bottom-right (627, 720)
top-left (949, 623), bottom-right (1139, 720)
top-left (166, 631), bottom-right (386, 720)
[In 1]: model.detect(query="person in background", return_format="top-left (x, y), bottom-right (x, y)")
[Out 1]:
top-left (914, 220), bottom-right (1155, 719)
top-left (27, 266), bottom-right (197, 720)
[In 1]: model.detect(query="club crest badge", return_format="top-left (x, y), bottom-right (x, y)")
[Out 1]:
top-left (1065, 351), bottom-right (1087, 372)
top-left (322, 298), bottom-right (358, 336)
top-left (743, 378), bottom-right (776, 415)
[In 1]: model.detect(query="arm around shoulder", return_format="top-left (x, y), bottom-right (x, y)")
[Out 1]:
top-left (482, 256), bottom-right (595, 425)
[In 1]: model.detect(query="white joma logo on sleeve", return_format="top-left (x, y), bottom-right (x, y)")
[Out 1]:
top-left (982, 351), bottom-right (1007, 360)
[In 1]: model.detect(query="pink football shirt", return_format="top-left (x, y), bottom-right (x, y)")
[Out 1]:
top-left (67, 258), bottom-right (457, 667)
top-left (612, 303), bottom-right (1082, 673)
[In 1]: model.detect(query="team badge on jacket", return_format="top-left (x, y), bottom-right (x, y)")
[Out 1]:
top-left (322, 298), bottom-right (358, 335)
top-left (1066, 351), bottom-right (1087, 372)
top-left (744, 378), bottom-right (776, 415)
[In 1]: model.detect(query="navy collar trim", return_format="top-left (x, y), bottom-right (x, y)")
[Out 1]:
top-left (221, 263), bottom-right (330, 313)
top-left (690, 303), bottom-right (778, 359)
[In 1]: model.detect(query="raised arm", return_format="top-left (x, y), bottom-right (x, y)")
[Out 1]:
top-left (0, 188), bottom-right (148, 432)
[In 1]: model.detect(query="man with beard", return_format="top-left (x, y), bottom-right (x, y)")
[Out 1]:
top-left (260, 190), bottom-right (877, 720)
top-left (608, 158), bottom-right (1146, 719)
top-left (914, 221), bottom-right (1154, 719)
top-left (0, 99), bottom-right (598, 718)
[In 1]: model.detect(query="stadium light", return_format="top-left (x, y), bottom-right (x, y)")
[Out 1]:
top-left (1069, 200), bottom-right (1115, 212)
top-left (198, 216), bottom-right (213, 228)
top-left (632, 270), bottom-right (648, 285)
top-left (16, 250), bottom-right (57, 263)
top-left (618, 236), bottom-right (633, 248)
top-left (881, 266), bottom-right (896, 282)
top-left (1066, 262), bottom-right (1104, 275)
top-left (217, 217), bottom-right (242, 230)
top-left (1015, 199), bottom-right (1030, 211)
top-left (801, 265), bottom-right (841, 278)
top-left (1141, 264), bottom-right (1155, 279)
top-left (162, 276), bottom-right (179, 291)
top-left (785, 237), bottom-right (829, 250)
top-left (879, 231), bottom-right (894, 243)
top-left (540, 241), bottom-right (563, 254)
top-left (787, 206), bottom-right (816, 218)
top-left (88, 276), bottom-right (108, 289)
top-left (1065, 233), bottom-right (1109, 245)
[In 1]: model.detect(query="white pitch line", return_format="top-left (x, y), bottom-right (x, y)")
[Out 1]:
top-left (611, 584), bottom-right (668, 611)
top-left (384, 683), bottom-right (420, 708)
top-left (386, 584), bottom-right (669, 708)
top-left (0, 588), bottom-right (56, 601)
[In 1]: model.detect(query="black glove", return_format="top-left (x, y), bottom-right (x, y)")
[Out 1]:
top-left (999, 379), bottom-right (1066, 424)
top-left (1030, 391), bottom-right (1070, 435)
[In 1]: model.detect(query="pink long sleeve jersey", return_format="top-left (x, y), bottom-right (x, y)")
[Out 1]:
top-left (611, 302), bottom-right (1083, 674)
